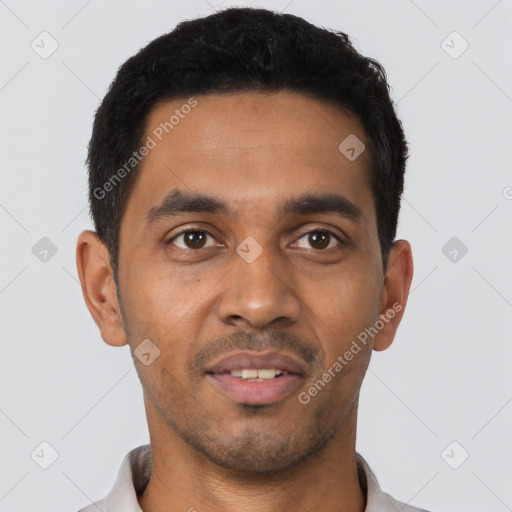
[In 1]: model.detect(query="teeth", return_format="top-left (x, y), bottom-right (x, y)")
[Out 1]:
top-left (257, 369), bottom-right (278, 379)
top-left (230, 369), bottom-right (285, 379)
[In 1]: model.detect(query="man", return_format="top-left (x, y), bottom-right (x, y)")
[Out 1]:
top-left (76, 7), bottom-right (427, 512)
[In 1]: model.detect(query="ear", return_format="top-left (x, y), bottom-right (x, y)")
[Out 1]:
top-left (373, 240), bottom-right (414, 352)
top-left (76, 230), bottom-right (128, 347)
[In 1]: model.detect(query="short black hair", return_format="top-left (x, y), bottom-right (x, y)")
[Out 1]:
top-left (87, 7), bottom-right (408, 283)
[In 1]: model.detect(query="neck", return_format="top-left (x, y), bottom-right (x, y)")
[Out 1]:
top-left (137, 403), bottom-right (365, 512)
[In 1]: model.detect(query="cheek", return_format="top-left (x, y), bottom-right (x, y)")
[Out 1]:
top-left (119, 262), bottom-right (217, 376)
top-left (307, 263), bottom-right (382, 338)
top-left (305, 273), bottom-right (378, 405)
top-left (119, 253), bottom-right (194, 329)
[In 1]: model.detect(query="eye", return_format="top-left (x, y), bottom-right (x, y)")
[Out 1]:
top-left (294, 229), bottom-right (342, 250)
top-left (166, 228), bottom-right (343, 252)
top-left (168, 230), bottom-right (218, 250)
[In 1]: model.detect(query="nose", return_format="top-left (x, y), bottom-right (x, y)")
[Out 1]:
top-left (217, 244), bottom-right (301, 330)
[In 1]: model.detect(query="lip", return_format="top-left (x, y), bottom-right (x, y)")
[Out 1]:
top-left (208, 373), bottom-right (303, 405)
top-left (204, 350), bottom-right (307, 406)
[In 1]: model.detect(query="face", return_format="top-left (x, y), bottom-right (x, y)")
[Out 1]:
top-left (78, 91), bottom-right (412, 473)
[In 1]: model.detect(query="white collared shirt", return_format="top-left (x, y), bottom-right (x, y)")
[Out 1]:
top-left (78, 444), bottom-right (430, 512)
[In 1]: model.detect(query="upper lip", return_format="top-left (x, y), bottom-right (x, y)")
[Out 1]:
top-left (205, 350), bottom-right (307, 376)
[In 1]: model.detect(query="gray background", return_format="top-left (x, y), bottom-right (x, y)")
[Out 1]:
top-left (1, 0), bottom-right (511, 511)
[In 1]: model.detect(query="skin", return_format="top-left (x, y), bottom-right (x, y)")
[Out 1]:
top-left (76, 91), bottom-right (413, 512)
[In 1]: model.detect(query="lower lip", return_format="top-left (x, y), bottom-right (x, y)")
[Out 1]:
top-left (207, 373), bottom-right (303, 405)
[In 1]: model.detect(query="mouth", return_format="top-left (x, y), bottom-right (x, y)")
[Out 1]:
top-left (227, 368), bottom-right (290, 380)
top-left (204, 351), bottom-right (306, 406)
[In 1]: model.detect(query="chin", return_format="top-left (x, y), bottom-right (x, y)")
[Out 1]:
top-left (183, 422), bottom-right (334, 474)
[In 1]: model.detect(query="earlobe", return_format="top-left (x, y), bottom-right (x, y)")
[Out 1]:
top-left (76, 230), bottom-right (128, 347)
top-left (373, 240), bottom-right (414, 352)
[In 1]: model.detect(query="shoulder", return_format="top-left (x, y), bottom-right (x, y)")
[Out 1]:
top-left (76, 499), bottom-right (107, 512)
top-left (378, 490), bottom-right (432, 511)
top-left (356, 452), bottom-right (432, 512)
top-left (74, 444), bottom-right (152, 512)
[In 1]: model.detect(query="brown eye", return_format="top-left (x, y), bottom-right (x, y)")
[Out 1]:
top-left (295, 230), bottom-right (341, 250)
top-left (169, 230), bottom-right (216, 250)
top-left (308, 232), bottom-right (330, 249)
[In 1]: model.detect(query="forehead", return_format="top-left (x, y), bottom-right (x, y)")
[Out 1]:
top-left (123, 92), bottom-right (374, 226)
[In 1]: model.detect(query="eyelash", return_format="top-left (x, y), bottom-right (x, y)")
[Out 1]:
top-left (165, 227), bottom-right (345, 251)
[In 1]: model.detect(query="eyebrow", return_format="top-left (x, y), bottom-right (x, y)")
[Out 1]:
top-left (145, 188), bottom-right (363, 229)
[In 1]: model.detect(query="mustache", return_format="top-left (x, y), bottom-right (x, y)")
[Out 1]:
top-left (189, 328), bottom-right (321, 372)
